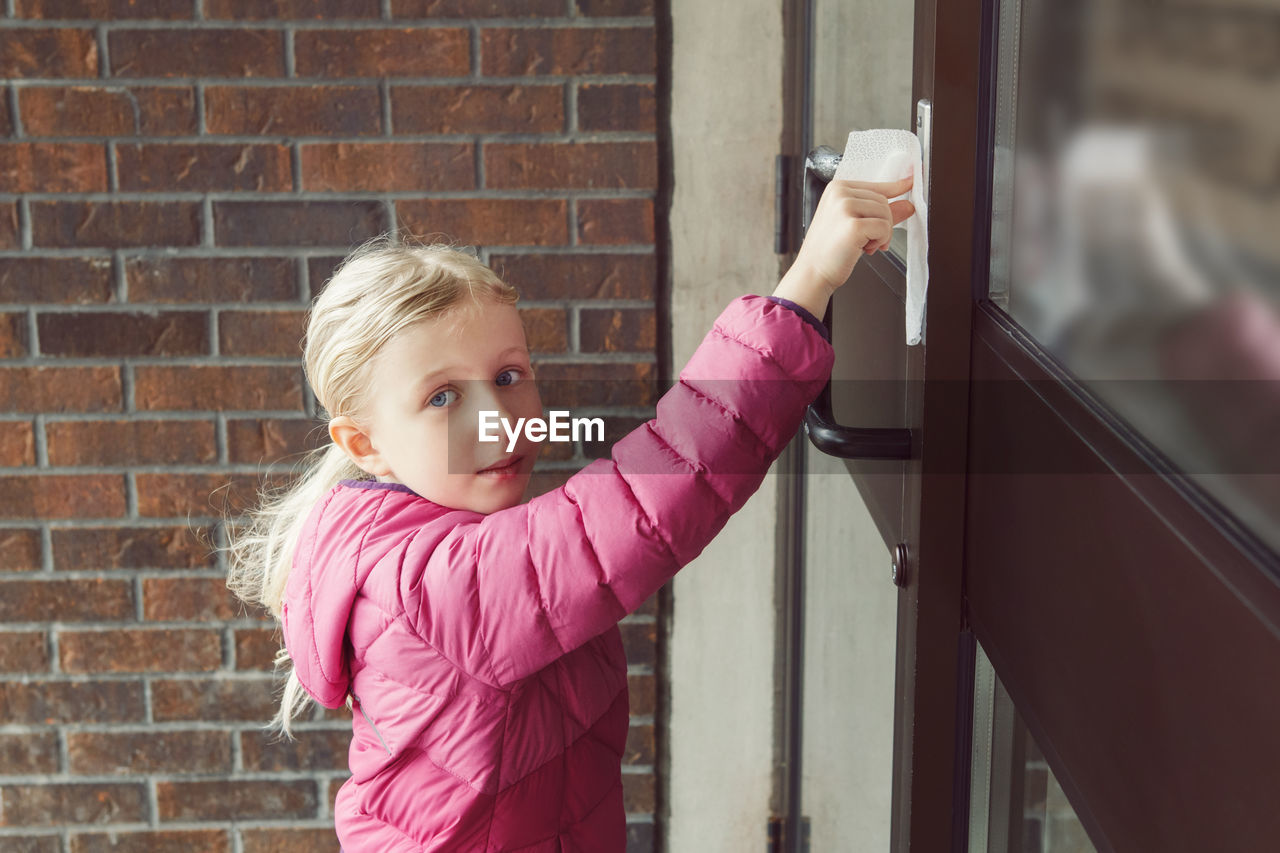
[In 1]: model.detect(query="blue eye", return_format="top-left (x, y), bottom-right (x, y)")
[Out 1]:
top-left (496, 369), bottom-right (521, 387)
top-left (428, 389), bottom-right (458, 408)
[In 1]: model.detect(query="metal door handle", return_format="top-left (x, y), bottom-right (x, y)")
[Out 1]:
top-left (800, 144), bottom-right (913, 460)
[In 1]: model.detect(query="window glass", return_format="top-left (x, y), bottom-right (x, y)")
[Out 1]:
top-left (989, 0), bottom-right (1280, 560)
top-left (812, 0), bottom-right (915, 259)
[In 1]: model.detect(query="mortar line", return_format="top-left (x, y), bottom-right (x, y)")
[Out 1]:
top-left (195, 83), bottom-right (207, 135)
top-left (18, 198), bottom-right (32, 250)
top-left (6, 85), bottom-right (23, 137)
top-left (284, 28), bottom-right (296, 78)
top-left (107, 140), bottom-right (120, 192)
top-left (96, 24), bottom-right (110, 79)
top-left (114, 252), bottom-right (128, 302)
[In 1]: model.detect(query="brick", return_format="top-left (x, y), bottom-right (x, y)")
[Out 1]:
top-left (1, 680), bottom-right (144, 724)
top-left (31, 201), bottom-right (201, 249)
top-left (534, 362), bottom-right (656, 408)
top-left (37, 311), bottom-right (208, 357)
top-left (0, 312), bottom-right (31, 358)
top-left (480, 27), bottom-right (654, 76)
top-left (583, 415), bottom-right (644, 460)
top-left (144, 576), bottom-right (245, 621)
top-left (301, 142), bottom-right (474, 192)
top-left (577, 198), bottom-right (654, 245)
top-left (126, 256), bottom-right (297, 303)
top-left (627, 824), bottom-right (654, 850)
top-left (520, 307), bottom-right (567, 353)
top-left (134, 365), bottom-right (304, 411)
top-left (205, 85), bottom-right (382, 136)
top-left (46, 419), bottom-right (217, 466)
top-left (0, 94), bottom-right (11, 136)
top-left (623, 772), bottom-right (654, 812)
top-left (67, 730), bottom-right (231, 775)
top-left (152, 677), bottom-right (278, 721)
top-left (1, 202), bottom-right (18, 248)
top-left (117, 144), bottom-right (292, 193)
top-left (70, 831), bottom-right (231, 853)
top-left (241, 728), bottom-right (349, 771)
top-left (135, 472), bottom-right (268, 518)
top-left (628, 672), bottom-right (654, 715)
top-left (391, 84), bottom-right (563, 134)
top-left (0, 731), bottom-right (58, 774)
top-left (295, 28), bottom-right (470, 77)
top-left (214, 201), bottom-right (388, 248)
top-left (490, 253), bottom-right (654, 300)
top-left (60, 628), bottom-right (222, 673)
top-left (227, 418), bottom-right (325, 465)
top-left (157, 780), bottom-right (317, 821)
top-left (0, 783), bottom-right (147, 826)
top-left (485, 142), bottom-right (656, 189)
top-left (233, 627), bottom-right (280, 670)
top-left (109, 29), bottom-right (284, 78)
top-left (241, 829), bottom-right (341, 853)
top-left (0, 837), bottom-right (60, 853)
top-left (580, 307), bottom-right (656, 352)
top-left (0, 577), bottom-right (133, 621)
top-left (392, 0), bottom-right (561, 15)
top-left (0, 366), bottom-right (121, 412)
top-left (1, 528), bottom-right (42, 572)
top-left (219, 309), bottom-right (306, 358)
top-left (0, 144), bottom-right (108, 193)
top-left (0, 631), bottom-right (49, 673)
top-left (52, 526), bottom-right (213, 571)
top-left (578, 83), bottom-right (656, 131)
top-left (306, 256), bottom-right (345, 298)
top-left (623, 722), bottom-right (653, 764)
top-left (397, 199), bottom-right (567, 247)
top-left (575, 0), bottom-right (653, 13)
top-left (207, 0), bottom-right (378, 17)
top-left (0, 476), bottom-right (127, 520)
top-left (0, 29), bottom-right (99, 78)
top-left (620, 619), bottom-right (656, 666)
top-left (15, 0), bottom-right (193, 18)
top-left (0, 257), bottom-right (114, 304)
top-left (20, 86), bottom-right (197, 136)
top-left (535, 430), bottom-right (574, 461)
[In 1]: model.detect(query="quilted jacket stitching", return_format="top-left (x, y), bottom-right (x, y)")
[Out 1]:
top-left (678, 378), bottom-right (772, 460)
top-left (558, 490), bottom-right (628, 621)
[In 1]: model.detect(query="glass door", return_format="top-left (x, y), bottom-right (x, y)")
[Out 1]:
top-left (966, 0), bottom-right (1280, 848)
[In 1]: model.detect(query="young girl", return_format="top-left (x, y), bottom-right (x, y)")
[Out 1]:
top-left (227, 176), bottom-right (914, 852)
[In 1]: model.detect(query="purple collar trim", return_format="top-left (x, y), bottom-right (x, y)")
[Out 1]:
top-left (338, 479), bottom-right (419, 496)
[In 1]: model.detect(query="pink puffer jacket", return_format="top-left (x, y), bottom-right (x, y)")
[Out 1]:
top-left (281, 295), bottom-right (833, 851)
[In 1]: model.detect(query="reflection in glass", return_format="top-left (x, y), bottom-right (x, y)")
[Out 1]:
top-left (970, 645), bottom-right (1098, 853)
top-left (988, 0), bottom-right (1280, 559)
top-left (812, 0), bottom-right (915, 260)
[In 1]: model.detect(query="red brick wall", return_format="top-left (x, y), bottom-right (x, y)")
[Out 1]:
top-left (1, 2), bottom-right (661, 850)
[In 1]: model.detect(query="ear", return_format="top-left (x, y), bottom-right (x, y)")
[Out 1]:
top-left (329, 416), bottom-right (392, 478)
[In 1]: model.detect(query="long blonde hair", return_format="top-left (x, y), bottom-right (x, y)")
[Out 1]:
top-left (225, 238), bottom-right (518, 736)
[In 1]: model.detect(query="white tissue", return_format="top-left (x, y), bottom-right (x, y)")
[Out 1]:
top-left (833, 129), bottom-right (929, 346)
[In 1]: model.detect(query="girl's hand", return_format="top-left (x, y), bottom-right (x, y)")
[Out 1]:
top-left (773, 176), bottom-right (916, 318)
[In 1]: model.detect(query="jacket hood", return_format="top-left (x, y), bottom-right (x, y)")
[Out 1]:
top-left (282, 481), bottom-right (423, 708)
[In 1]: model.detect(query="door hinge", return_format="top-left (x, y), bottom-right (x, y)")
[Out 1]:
top-left (775, 153), bottom-right (798, 255)
top-left (767, 815), bottom-right (811, 853)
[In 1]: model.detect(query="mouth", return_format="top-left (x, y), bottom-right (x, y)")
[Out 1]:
top-left (477, 455), bottom-right (524, 478)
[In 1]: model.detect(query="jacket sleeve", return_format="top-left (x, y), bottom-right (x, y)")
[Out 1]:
top-left (400, 295), bottom-right (834, 687)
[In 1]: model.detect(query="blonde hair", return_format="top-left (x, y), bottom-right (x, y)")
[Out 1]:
top-left (225, 238), bottom-right (518, 736)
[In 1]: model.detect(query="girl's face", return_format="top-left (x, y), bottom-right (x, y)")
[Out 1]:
top-left (334, 298), bottom-right (543, 514)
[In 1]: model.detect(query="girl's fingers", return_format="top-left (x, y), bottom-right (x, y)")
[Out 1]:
top-left (831, 175), bottom-right (914, 198)
top-left (889, 199), bottom-right (916, 225)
